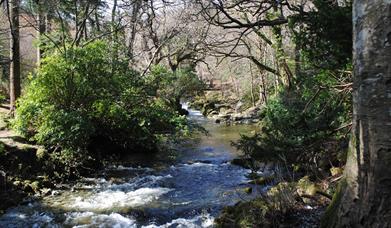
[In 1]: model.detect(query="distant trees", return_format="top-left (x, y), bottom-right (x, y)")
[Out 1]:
top-left (194, 0), bottom-right (303, 99)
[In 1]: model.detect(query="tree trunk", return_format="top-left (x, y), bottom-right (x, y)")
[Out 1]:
top-left (111, 0), bottom-right (118, 72)
top-left (9, 0), bottom-right (21, 112)
top-left (127, 0), bottom-right (141, 60)
top-left (249, 63), bottom-right (256, 107)
top-left (36, 0), bottom-right (46, 66)
top-left (324, 0), bottom-right (391, 227)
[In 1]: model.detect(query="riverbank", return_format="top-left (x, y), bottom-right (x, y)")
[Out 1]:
top-left (0, 106), bottom-right (56, 214)
top-left (188, 91), bottom-right (263, 124)
top-left (216, 154), bottom-right (343, 227)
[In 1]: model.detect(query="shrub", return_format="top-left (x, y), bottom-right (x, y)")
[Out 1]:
top-left (234, 67), bottom-right (351, 171)
top-left (13, 41), bottom-right (186, 172)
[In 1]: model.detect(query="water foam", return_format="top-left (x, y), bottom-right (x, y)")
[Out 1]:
top-left (71, 187), bottom-right (172, 211)
top-left (107, 165), bottom-right (154, 172)
top-left (142, 213), bottom-right (215, 228)
top-left (65, 212), bottom-right (137, 228)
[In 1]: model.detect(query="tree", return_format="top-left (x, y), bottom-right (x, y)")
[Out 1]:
top-left (324, 0), bottom-right (391, 227)
top-left (35, 0), bottom-right (47, 66)
top-left (8, 0), bottom-right (20, 112)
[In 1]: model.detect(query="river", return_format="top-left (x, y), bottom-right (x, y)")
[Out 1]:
top-left (0, 104), bottom-right (259, 227)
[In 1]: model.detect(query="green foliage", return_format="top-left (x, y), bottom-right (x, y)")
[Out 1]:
top-left (234, 2), bottom-right (352, 173)
top-left (146, 65), bottom-right (205, 106)
top-left (235, 65), bottom-right (352, 171)
top-left (13, 41), bottom-right (186, 172)
top-left (290, 0), bottom-right (352, 69)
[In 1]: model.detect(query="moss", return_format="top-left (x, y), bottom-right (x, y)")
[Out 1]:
top-left (243, 187), bottom-right (252, 194)
top-left (330, 167), bottom-right (343, 176)
top-left (297, 176), bottom-right (318, 196)
top-left (320, 178), bottom-right (347, 228)
top-left (248, 176), bottom-right (275, 185)
top-left (36, 147), bottom-right (48, 160)
top-left (0, 142), bottom-right (5, 157)
top-left (12, 180), bottom-right (22, 187)
top-left (30, 181), bottom-right (41, 193)
top-left (0, 112), bottom-right (8, 130)
top-left (215, 198), bottom-right (270, 227)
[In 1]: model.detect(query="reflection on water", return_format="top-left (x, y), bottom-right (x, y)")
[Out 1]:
top-left (0, 104), bottom-right (259, 227)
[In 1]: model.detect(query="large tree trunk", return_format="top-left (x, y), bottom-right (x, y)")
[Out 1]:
top-left (324, 0), bottom-right (391, 227)
top-left (9, 0), bottom-right (21, 112)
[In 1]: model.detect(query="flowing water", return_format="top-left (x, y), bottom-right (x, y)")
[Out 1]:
top-left (0, 104), bottom-right (260, 227)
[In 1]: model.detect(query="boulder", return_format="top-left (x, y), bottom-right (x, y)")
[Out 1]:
top-left (245, 106), bottom-right (260, 116)
top-left (235, 101), bottom-right (244, 112)
top-left (217, 114), bottom-right (231, 120)
top-left (207, 110), bottom-right (219, 117)
top-left (296, 176), bottom-right (319, 204)
top-left (232, 114), bottom-right (244, 121)
top-left (224, 109), bottom-right (235, 115)
top-left (40, 188), bottom-right (52, 196)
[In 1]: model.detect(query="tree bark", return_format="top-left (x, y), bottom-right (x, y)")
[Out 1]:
top-left (325, 0), bottom-right (391, 227)
top-left (9, 0), bottom-right (21, 112)
top-left (127, 0), bottom-right (141, 60)
top-left (111, 0), bottom-right (118, 72)
top-left (36, 0), bottom-right (46, 66)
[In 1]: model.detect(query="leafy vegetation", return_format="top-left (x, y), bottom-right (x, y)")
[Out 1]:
top-left (12, 41), bottom-right (192, 173)
top-left (234, 2), bottom-right (353, 174)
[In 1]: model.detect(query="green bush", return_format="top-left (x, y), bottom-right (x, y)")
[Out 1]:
top-left (13, 41), bottom-right (186, 171)
top-left (235, 67), bottom-right (351, 171)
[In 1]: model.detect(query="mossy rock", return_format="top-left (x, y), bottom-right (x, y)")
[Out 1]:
top-left (297, 176), bottom-right (318, 197)
top-left (330, 167), bottom-right (343, 176)
top-left (267, 181), bottom-right (296, 198)
top-left (12, 180), bottom-right (22, 188)
top-left (36, 147), bottom-right (48, 160)
top-left (0, 142), bottom-right (5, 157)
top-left (30, 181), bottom-right (41, 194)
top-left (248, 176), bottom-right (275, 185)
top-left (215, 198), bottom-right (271, 227)
top-left (243, 187), bottom-right (252, 194)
